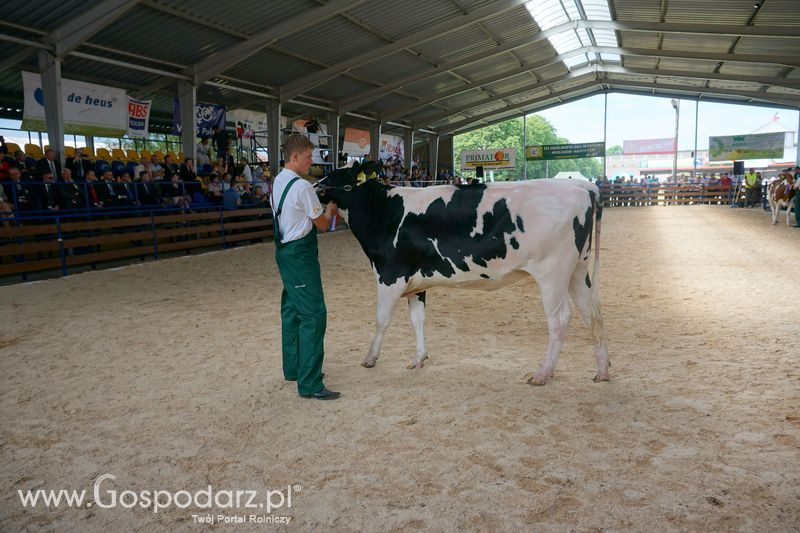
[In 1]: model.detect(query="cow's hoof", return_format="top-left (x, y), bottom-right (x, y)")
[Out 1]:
top-left (524, 372), bottom-right (547, 386)
top-left (361, 360), bottom-right (375, 368)
top-left (593, 374), bottom-right (610, 383)
top-left (406, 357), bottom-right (427, 369)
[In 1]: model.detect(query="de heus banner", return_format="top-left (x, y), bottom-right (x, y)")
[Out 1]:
top-left (21, 71), bottom-right (127, 136)
top-left (172, 100), bottom-right (226, 137)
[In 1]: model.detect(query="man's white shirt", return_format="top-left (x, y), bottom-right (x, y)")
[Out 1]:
top-left (270, 169), bottom-right (323, 243)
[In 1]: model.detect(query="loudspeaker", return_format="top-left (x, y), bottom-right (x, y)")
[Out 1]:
top-left (733, 161), bottom-right (744, 175)
top-left (476, 165), bottom-right (484, 178)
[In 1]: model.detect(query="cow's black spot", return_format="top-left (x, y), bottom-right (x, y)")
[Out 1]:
top-left (331, 181), bottom-right (518, 287)
top-left (516, 215), bottom-right (524, 232)
top-left (585, 273), bottom-right (591, 288)
top-left (573, 195), bottom-right (594, 254)
top-left (480, 274), bottom-right (490, 279)
top-left (416, 291), bottom-right (426, 304)
top-left (510, 237), bottom-right (519, 249)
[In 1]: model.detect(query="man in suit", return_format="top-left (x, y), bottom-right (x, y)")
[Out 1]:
top-left (33, 170), bottom-right (61, 213)
top-left (35, 148), bottom-right (62, 180)
top-left (67, 148), bottom-right (93, 181)
top-left (11, 150), bottom-right (34, 179)
top-left (85, 170), bottom-right (104, 209)
top-left (3, 167), bottom-right (32, 212)
top-left (136, 171), bottom-right (161, 206)
top-left (57, 168), bottom-right (84, 210)
top-left (95, 169), bottom-right (117, 207)
top-left (115, 172), bottom-right (136, 207)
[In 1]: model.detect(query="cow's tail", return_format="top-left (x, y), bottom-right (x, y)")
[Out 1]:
top-left (590, 190), bottom-right (605, 347)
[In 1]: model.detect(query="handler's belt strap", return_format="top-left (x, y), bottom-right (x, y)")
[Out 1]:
top-left (272, 177), bottom-right (300, 244)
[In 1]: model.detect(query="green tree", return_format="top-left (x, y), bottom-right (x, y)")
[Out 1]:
top-left (453, 115), bottom-right (603, 181)
top-left (606, 144), bottom-right (623, 155)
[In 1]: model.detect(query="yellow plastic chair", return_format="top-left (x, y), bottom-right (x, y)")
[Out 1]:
top-left (112, 148), bottom-right (127, 161)
top-left (127, 149), bottom-right (140, 161)
top-left (96, 147), bottom-right (112, 161)
top-left (64, 146), bottom-right (75, 159)
top-left (177, 152), bottom-right (185, 161)
top-left (166, 151), bottom-right (178, 162)
top-left (153, 151), bottom-right (165, 162)
top-left (6, 142), bottom-right (21, 154)
top-left (25, 143), bottom-right (43, 158)
top-left (139, 149), bottom-right (151, 160)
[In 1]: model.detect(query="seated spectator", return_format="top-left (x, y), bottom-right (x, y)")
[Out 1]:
top-left (133, 156), bottom-right (148, 180)
top-left (115, 172), bottom-right (136, 207)
top-left (147, 155), bottom-right (164, 179)
top-left (206, 174), bottom-right (223, 203)
top-left (179, 157), bottom-right (202, 195)
top-left (11, 150), bottom-right (34, 179)
top-left (215, 157), bottom-right (228, 177)
top-left (136, 171), bottom-right (161, 206)
top-left (96, 169), bottom-right (117, 206)
top-left (3, 167), bottom-right (32, 212)
top-left (0, 176), bottom-right (15, 226)
top-left (242, 158), bottom-right (253, 183)
top-left (84, 170), bottom-right (104, 208)
top-left (57, 168), bottom-right (84, 210)
top-left (163, 154), bottom-right (180, 181)
top-left (223, 176), bottom-right (241, 210)
top-left (162, 174), bottom-right (191, 209)
top-left (253, 185), bottom-right (268, 206)
top-left (196, 137), bottom-right (211, 166)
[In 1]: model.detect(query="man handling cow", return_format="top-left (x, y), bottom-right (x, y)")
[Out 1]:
top-left (270, 135), bottom-right (340, 400)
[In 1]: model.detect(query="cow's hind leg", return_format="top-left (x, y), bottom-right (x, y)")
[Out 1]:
top-left (769, 199), bottom-right (778, 225)
top-left (523, 264), bottom-right (572, 386)
top-left (569, 267), bottom-right (610, 382)
top-left (406, 291), bottom-right (428, 369)
top-left (362, 281), bottom-right (405, 368)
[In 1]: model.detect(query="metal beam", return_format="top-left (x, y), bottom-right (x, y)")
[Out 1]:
top-left (41, 0), bottom-right (139, 58)
top-left (601, 65), bottom-right (800, 90)
top-left (603, 79), bottom-right (800, 106)
top-left (191, 0), bottom-right (367, 86)
top-left (279, 0), bottom-right (528, 102)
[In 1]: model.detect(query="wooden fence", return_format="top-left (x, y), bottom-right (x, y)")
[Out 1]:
top-left (597, 184), bottom-right (738, 206)
top-left (0, 207), bottom-right (272, 279)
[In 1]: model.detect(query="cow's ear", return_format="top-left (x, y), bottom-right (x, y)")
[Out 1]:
top-left (356, 171), bottom-right (368, 185)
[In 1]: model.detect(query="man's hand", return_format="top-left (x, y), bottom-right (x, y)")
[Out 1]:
top-left (325, 201), bottom-right (338, 217)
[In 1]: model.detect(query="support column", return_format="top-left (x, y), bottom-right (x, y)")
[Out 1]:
top-left (428, 133), bottom-right (439, 178)
top-left (439, 134), bottom-right (453, 175)
top-left (796, 112), bottom-right (800, 165)
top-left (177, 81), bottom-right (196, 164)
top-left (267, 100), bottom-right (281, 179)
top-left (369, 122), bottom-right (381, 161)
top-left (403, 128), bottom-right (414, 170)
top-left (38, 50), bottom-right (65, 167)
top-left (327, 111), bottom-right (340, 167)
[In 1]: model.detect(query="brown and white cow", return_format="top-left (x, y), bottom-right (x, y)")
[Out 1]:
top-left (767, 172), bottom-right (796, 225)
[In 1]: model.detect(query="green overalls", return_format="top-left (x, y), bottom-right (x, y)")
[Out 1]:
top-left (273, 178), bottom-right (327, 396)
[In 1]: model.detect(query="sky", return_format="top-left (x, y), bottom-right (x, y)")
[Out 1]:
top-left (534, 93), bottom-right (799, 152)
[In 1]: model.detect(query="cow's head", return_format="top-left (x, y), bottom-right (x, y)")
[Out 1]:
top-left (318, 161), bottom-right (385, 213)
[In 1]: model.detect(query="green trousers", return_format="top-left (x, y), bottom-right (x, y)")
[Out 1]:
top-left (795, 188), bottom-right (800, 227)
top-left (275, 229), bottom-right (327, 395)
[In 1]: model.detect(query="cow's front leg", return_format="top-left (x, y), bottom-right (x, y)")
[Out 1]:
top-left (362, 281), bottom-right (405, 368)
top-left (406, 291), bottom-right (428, 369)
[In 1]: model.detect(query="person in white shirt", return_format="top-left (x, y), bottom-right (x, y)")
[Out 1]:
top-left (270, 135), bottom-right (339, 400)
top-left (196, 137), bottom-right (211, 167)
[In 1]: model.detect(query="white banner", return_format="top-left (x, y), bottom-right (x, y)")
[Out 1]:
top-left (127, 98), bottom-right (151, 138)
top-left (228, 109), bottom-right (268, 140)
top-left (379, 133), bottom-right (404, 161)
top-left (21, 71), bottom-right (127, 136)
top-left (460, 148), bottom-right (516, 170)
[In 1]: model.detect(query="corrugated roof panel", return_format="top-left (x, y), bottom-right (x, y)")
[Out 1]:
top-left (351, 52), bottom-right (435, 84)
top-left (453, 54), bottom-right (523, 82)
top-left (612, 0), bottom-right (664, 22)
top-left (149, 0), bottom-right (320, 36)
top-left (273, 17), bottom-right (386, 66)
top-left (763, 87), bottom-right (800, 97)
top-left (536, 63), bottom-right (571, 80)
top-left (369, 93), bottom-right (423, 113)
top-left (89, 7), bottom-right (241, 65)
top-left (60, 57), bottom-right (163, 91)
top-left (436, 90), bottom-right (492, 110)
top-left (707, 80), bottom-right (768, 93)
top-left (482, 72), bottom-right (545, 95)
top-left (621, 56), bottom-right (658, 69)
top-left (652, 76), bottom-right (706, 87)
top-left (224, 48), bottom-right (322, 87)
top-left (661, 34), bottom-right (737, 53)
top-left (503, 87), bottom-right (553, 105)
top-left (415, 26), bottom-right (498, 64)
top-left (734, 37), bottom-right (800, 56)
top-left (720, 63), bottom-right (787, 78)
top-left (752, 0), bottom-right (800, 25)
top-left (402, 73), bottom-right (468, 99)
top-left (665, 0), bottom-right (755, 24)
top-left (4, 0), bottom-right (86, 31)
top-left (480, 5), bottom-right (541, 43)
top-left (618, 31), bottom-right (660, 49)
top-left (305, 76), bottom-right (378, 101)
top-left (654, 59), bottom-right (720, 71)
top-left (350, 0), bottom-right (464, 41)
top-left (511, 40), bottom-right (560, 65)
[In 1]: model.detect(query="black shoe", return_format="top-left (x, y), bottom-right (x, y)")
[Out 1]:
top-left (300, 388), bottom-right (340, 400)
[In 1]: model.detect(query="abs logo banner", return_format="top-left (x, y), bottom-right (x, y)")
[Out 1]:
top-left (460, 148), bottom-right (516, 170)
top-left (127, 98), bottom-right (151, 138)
top-left (172, 100), bottom-right (226, 137)
top-left (21, 71), bottom-right (127, 136)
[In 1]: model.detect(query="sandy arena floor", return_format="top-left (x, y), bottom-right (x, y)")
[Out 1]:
top-left (1, 205), bottom-right (799, 532)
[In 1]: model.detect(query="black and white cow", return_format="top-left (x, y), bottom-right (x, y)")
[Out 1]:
top-left (321, 163), bottom-right (609, 385)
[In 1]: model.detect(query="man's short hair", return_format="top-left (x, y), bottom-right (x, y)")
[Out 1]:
top-left (283, 135), bottom-right (314, 158)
